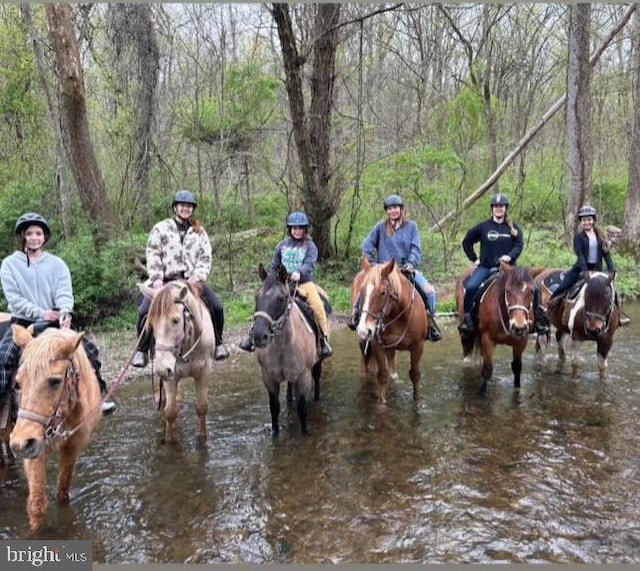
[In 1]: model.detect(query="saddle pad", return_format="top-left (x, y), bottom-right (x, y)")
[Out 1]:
top-left (541, 270), bottom-right (566, 293)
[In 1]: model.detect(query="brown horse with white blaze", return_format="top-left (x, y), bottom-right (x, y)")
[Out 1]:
top-left (353, 257), bottom-right (428, 404)
top-left (9, 325), bottom-right (103, 534)
top-left (455, 260), bottom-right (535, 395)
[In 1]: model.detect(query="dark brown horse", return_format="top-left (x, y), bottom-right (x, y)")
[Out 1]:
top-left (250, 263), bottom-right (322, 435)
top-left (455, 260), bottom-right (535, 395)
top-left (545, 271), bottom-right (619, 380)
top-left (352, 257), bottom-right (428, 404)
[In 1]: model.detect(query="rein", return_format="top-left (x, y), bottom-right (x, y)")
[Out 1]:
top-left (153, 300), bottom-right (203, 362)
top-left (482, 276), bottom-right (532, 335)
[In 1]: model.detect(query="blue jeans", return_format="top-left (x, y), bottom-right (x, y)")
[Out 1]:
top-left (463, 265), bottom-right (493, 314)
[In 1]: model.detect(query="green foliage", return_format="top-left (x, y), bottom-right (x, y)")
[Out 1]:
top-left (592, 177), bottom-right (627, 227)
top-left (180, 63), bottom-right (279, 150)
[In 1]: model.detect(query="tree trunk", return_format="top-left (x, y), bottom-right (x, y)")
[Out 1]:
top-left (21, 4), bottom-right (75, 237)
top-left (623, 7), bottom-right (640, 257)
top-left (272, 3), bottom-right (341, 259)
top-left (45, 3), bottom-right (117, 245)
top-left (566, 3), bottom-right (592, 236)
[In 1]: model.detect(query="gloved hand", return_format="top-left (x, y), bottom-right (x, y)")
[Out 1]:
top-left (153, 279), bottom-right (164, 290)
top-left (290, 271), bottom-right (301, 282)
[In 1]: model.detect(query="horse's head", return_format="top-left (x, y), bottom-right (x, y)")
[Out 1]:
top-left (140, 281), bottom-right (203, 377)
top-left (498, 260), bottom-right (534, 337)
top-left (10, 326), bottom-right (88, 459)
top-left (356, 259), bottom-right (405, 341)
top-left (582, 272), bottom-right (616, 337)
top-left (252, 263), bottom-right (291, 348)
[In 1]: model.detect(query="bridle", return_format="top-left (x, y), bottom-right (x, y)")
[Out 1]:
top-left (16, 357), bottom-right (91, 444)
top-left (253, 283), bottom-right (293, 343)
top-left (361, 276), bottom-right (416, 348)
top-left (153, 300), bottom-right (203, 362)
top-left (490, 278), bottom-right (533, 335)
top-left (583, 281), bottom-right (615, 335)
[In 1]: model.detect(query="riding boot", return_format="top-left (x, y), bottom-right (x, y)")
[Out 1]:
top-left (319, 336), bottom-right (333, 359)
top-left (457, 313), bottom-right (474, 334)
top-left (427, 312), bottom-right (443, 342)
top-left (347, 310), bottom-right (360, 331)
top-left (97, 376), bottom-right (117, 416)
top-left (131, 351), bottom-right (149, 368)
top-left (213, 339), bottom-right (230, 361)
top-left (239, 335), bottom-right (255, 353)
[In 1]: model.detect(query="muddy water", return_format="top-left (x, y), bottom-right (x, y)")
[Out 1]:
top-left (1, 304), bottom-right (639, 563)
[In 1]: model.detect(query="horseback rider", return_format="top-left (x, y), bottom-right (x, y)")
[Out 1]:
top-left (350, 194), bottom-right (442, 342)
top-left (458, 193), bottom-right (524, 334)
top-left (131, 190), bottom-right (230, 367)
top-left (0, 212), bottom-right (116, 416)
top-left (239, 211), bottom-right (333, 359)
top-left (546, 205), bottom-right (627, 323)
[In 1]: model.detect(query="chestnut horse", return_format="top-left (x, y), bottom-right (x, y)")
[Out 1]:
top-left (352, 258), bottom-right (428, 404)
top-left (455, 260), bottom-right (535, 395)
top-left (138, 280), bottom-right (215, 443)
top-left (9, 325), bottom-right (103, 534)
top-left (545, 271), bottom-right (619, 380)
top-left (250, 263), bottom-right (322, 435)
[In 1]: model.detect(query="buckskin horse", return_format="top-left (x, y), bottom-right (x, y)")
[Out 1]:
top-left (544, 271), bottom-right (620, 380)
top-left (9, 325), bottom-right (104, 534)
top-left (138, 280), bottom-right (215, 443)
top-left (455, 260), bottom-right (535, 395)
top-left (352, 257), bottom-right (428, 404)
top-left (250, 263), bottom-right (322, 436)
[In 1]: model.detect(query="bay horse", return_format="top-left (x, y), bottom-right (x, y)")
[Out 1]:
top-left (250, 263), bottom-right (322, 436)
top-left (138, 280), bottom-right (215, 443)
top-left (353, 257), bottom-right (428, 404)
top-left (455, 260), bottom-right (535, 395)
top-left (545, 271), bottom-right (619, 380)
top-left (9, 325), bottom-right (103, 534)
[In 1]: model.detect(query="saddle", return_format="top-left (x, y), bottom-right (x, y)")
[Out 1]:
top-left (462, 268), bottom-right (501, 322)
top-left (291, 290), bottom-right (322, 343)
top-left (538, 270), bottom-right (567, 295)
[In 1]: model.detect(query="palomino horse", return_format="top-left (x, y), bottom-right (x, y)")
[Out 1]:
top-left (545, 271), bottom-right (619, 380)
top-left (353, 258), bottom-right (428, 404)
top-left (9, 325), bottom-right (103, 534)
top-left (138, 280), bottom-right (215, 443)
top-left (250, 263), bottom-right (322, 435)
top-left (455, 260), bottom-right (535, 395)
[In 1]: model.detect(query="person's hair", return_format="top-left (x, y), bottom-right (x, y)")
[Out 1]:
top-left (589, 221), bottom-right (610, 253)
top-left (503, 211), bottom-right (519, 238)
top-left (385, 208), bottom-right (409, 236)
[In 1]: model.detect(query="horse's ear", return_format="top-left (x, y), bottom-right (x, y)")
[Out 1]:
top-left (362, 256), bottom-right (371, 272)
top-left (12, 324), bottom-right (33, 349)
top-left (258, 263), bottom-right (268, 281)
top-left (58, 332), bottom-right (85, 359)
top-left (138, 282), bottom-right (157, 300)
top-left (499, 259), bottom-right (510, 273)
top-left (381, 259), bottom-right (395, 279)
top-left (177, 283), bottom-right (190, 301)
top-left (277, 264), bottom-right (288, 283)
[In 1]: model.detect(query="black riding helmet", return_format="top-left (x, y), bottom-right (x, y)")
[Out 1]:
top-left (15, 212), bottom-right (51, 240)
top-left (489, 193), bottom-right (509, 208)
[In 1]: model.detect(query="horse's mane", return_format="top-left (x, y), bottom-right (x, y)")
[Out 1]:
top-left (362, 263), bottom-right (404, 296)
top-left (499, 265), bottom-right (531, 287)
top-left (19, 329), bottom-right (94, 382)
top-left (584, 272), bottom-right (612, 302)
top-left (147, 283), bottom-right (186, 328)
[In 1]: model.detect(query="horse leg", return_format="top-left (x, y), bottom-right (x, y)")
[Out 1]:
top-left (267, 382), bottom-right (281, 435)
top-left (57, 442), bottom-right (81, 505)
top-left (312, 361), bottom-right (322, 401)
top-left (511, 339), bottom-right (527, 389)
top-left (409, 344), bottom-right (424, 401)
top-left (163, 380), bottom-right (179, 443)
top-left (286, 382), bottom-right (293, 407)
top-left (194, 375), bottom-right (209, 442)
top-left (596, 337), bottom-right (613, 381)
top-left (297, 373), bottom-right (312, 436)
top-left (388, 349), bottom-right (398, 381)
top-left (373, 345), bottom-right (390, 404)
top-left (570, 338), bottom-right (584, 379)
top-left (535, 331), bottom-right (550, 365)
top-left (24, 457), bottom-right (48, 534)
top-left (479, 335), bottom-right (496, 396)
top-left (359, 340), bottom-right (372, 374)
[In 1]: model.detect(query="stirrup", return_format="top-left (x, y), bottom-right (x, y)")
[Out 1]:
top-left (319, 338), bottom-right (333, 359)
top-left (214, 345), bottom-right (230, 361)
top-left (428, 325), bottom-right (443, 342)
top-left (131, 351), bottom-right (148, 368)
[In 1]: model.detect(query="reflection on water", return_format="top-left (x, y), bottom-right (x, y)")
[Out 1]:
top-left (1, 304), bottom-right (640, 563)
